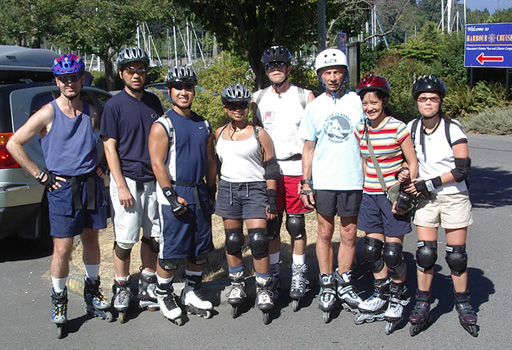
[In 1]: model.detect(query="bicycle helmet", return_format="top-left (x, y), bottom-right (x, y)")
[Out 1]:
top-left (117, 47), bottom-right (150, 70)
top-left (261, 45), bottom-right (292, 65)
top-left (165, 66), bottom-right (198, 87)
top-left (356, 74), bottom-right (390, 96)
top-left (52, 54), bottom-right (85, 75)
top-left (221, 83), bottom-right (252, 104)
top-left (315, 48), bottom-right (348, 73)
top-left (412, 75), bottom-right (446, 99)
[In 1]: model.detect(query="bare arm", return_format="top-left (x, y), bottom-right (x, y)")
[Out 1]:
top-left (205, 132), bottom-right (217, 188)
top-left (300, 140), bottom-right (316, 209)
top-left (258, 128), bottom-right (277, 220)
top-left (102, 136), bottom-right (133, 207)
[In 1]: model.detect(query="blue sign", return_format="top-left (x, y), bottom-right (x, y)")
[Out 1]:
top-left (465, 23), bottom-right (512, 68)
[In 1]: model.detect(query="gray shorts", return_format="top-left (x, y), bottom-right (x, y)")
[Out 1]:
top-left (315, 189), bottom-right (362, 217)
top-left (215, 180), bottom-right (267, 219)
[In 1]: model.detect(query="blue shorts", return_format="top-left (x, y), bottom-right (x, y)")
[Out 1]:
top-left (158, 203), bottom-right (214, 260)
top-left (215, 180), bottom-right (267, 219)
top-left (315, 190), bottom-right (362, 217)
top-left (48, 174), bottom-right (108, 238)
top-left (357, 193), bottom-right (411, 237)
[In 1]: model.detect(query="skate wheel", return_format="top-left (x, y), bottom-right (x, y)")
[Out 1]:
top-left (385, 321), bottom-right (395, 335)
top-left (175, 317), bottom-right (183, 326)
top-left (231, 306), bottom-right (239, 319)
top-left (263, 312), bottom-right (270, 325)
top-left (119, 311), bottom-right (126, 324)
top-left (410, 324), bottom-right (420, 336)
top-left (204, 310), bottom-right (212, 319)
top-left (292, 299), bottom-right (299, 312)
top-left (105, 311), bottom-right (114, 323)
top-left (56, 325), bottom-right (64, 339)
top-left (469, 325), bottom-right (479, 337)
top-left (323, 311), bottom-right (330, 324)
top-left (354, 313), bottom-right (365, 325)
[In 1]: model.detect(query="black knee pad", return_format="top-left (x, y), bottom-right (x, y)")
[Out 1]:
top-left (445, 244), bottom-right (467, 275)
top-left (383, 242), bottom-right (406, 279)
top-left (362, 237), bottom-right (384, 273)
top-left (141, 236), bottom-right (159, 253)
top-left (188, 254), bottom-right (208, 265)
top-left (113, 242), bottom-right (132, 261)
top-left (286, 214), bottom-right (306, 239)
top-left (158, 258), bottom-right (179, 271)
top-left (248, 228), bottom-right (269, 259)
top-left (416, 241), bottom-right (437, 272)
top-left (267, 213), bottom-right (283, 240)
top-left (225, 228), bottom-right (244, 255)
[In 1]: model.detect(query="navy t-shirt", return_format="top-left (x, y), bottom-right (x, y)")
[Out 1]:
top-left (100, 89), bottom-right (164, 182)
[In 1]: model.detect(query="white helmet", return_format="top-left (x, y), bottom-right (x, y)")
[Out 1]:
top-left (315, 48), bottom-right (348, 73)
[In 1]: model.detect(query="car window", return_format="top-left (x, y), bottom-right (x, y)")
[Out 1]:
top-left (30, 92), bottom-right (58, 116)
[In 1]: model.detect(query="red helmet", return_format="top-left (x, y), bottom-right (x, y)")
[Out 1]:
top-left (356, 74), bottom-right (390, 96)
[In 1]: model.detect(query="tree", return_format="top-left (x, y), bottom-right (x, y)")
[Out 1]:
top-left (173, 0), bottom-right (317, 89)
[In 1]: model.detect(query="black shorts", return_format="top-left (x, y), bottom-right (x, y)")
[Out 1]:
top-left (315, 190), bottom-right (362, 217)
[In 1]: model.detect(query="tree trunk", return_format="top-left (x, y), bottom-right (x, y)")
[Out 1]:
top-left (103, 57), bottom-right (116, 91)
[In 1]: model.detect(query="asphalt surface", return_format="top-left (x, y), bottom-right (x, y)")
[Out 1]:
top-left (1, 133), bottom-right (511, 349)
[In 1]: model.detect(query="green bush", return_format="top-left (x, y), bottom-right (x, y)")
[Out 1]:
top-left (462, 107), bottom-right (512, 135)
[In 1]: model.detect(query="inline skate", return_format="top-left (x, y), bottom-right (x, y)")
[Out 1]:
top-left (84, 276), bottom-right (113, 323)
top-left (226, 271), bottom-right (247, 318)
top-left (138, 269), bottom-right (159, 311)
top-left (255, 275), bottom-right (274, 325)
top-left (384, 282), bottom-right (408, 335)
top-left (355, 278), bottom-right (389, 325)
top-left (335, 269), bottom-right (362, 313)
top-left (454, 290), bottom-right (478, 337)
top-left (155, 281), bottom-right (183, 326)
top-left (51, 287), bottom-right (68, 339)
top-left (290, 263), bottom-right (309, 312)
top-left (318, 273), bottom-right (336, 323)
top-left (181, 275), bottom-right (213, 319)
top-left (409, 289), bottom-right (431, 336)
top-left (112, 278), bottom-right (132, 324)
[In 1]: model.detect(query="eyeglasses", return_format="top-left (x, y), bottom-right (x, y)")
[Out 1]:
top-left (417, 96), bottom-right (441, 104)
top-left (265, 61), bottom-right (287, 70)
top-left (56, 74), bottom-right (82, 83)
top-left (226, 102), bottom-right (249, 111)
top-left (172, 83), bottom-right (195, 91)
top-left (125, 67), bottom-right (146, 75)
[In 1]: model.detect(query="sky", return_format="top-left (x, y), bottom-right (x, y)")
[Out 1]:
top-left (463, 0), bottom-right (512, 14)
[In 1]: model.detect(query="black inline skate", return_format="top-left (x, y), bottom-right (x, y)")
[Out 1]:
top-left (226, 271), bottom-right (247, 318)
top-left (409, 289), bottom-right (431, 336)
top-left (84, 276), bottom-right (113, 323)
top-left (454, 290), bottom-right (478, 337)
top-left (384, 282), bottom-right (408, 335)
top-left (355, 278), bottom-right (389, 325)
top-left (51, 287), bottom-right (68, 339)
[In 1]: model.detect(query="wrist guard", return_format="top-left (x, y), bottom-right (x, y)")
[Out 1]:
top-left (267, 189), bottom-right (278, 214)
top-left (162, 186), bottom-right (184, 213)
top-left (414, 176), bottom-right (442, 192)
top-left (36, 169), bottom-right (57, 190)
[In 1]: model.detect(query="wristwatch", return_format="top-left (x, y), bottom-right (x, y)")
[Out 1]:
top-left (300, 179), bottom-right (313, 186)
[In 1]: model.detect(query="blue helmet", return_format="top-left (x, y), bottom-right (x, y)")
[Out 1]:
top-left (52, 54), bottom-right (85, 75)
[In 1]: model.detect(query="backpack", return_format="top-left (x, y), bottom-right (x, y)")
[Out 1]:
top-left (410, 116), bottom-right (464, 149)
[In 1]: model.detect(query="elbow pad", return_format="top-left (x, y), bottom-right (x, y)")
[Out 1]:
top-left (162, 186), bottom-right (184, 213)
top-left (451, 157), bottom-right (471, 182)
top-left (263, 157), bottom-right (280, 180)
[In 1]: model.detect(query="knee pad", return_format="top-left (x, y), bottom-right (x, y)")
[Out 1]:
top-left (113, 241), bottom-right (133, 261)
top-left (286, 214), bottom-right (306, 239)
top-left (225, 228), bottom-right (244, 255)
top-left (248, 228), bottom-right (269, 259)
top-left (141, 236), bottom-right (159, 254)
top-left (267, 213), bottom-right (283, 240)
top-left (362, 237), bottom-right (384, 273)
top-left (445, 244), bottom-right (467, 275)
top-left (383, 242), bottom-right (406, 279)
top-left (416, 241), bottom-right (437, 272)
top-left (158, 258), bottom-right (179, 271)
top-left (188, 254), bottom-right (208, 265)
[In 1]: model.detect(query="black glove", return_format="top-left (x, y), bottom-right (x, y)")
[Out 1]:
top-left (36, 169), bottom-right (57, 191)
top-left (267, 189), bottom-right (278, 214)
top-left (414, 176), bottom-right (442, 192)
top-left (162, 186), bottom-right (184, 213)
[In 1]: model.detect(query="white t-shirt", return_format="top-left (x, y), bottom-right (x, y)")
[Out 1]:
top-left (299, 91), bottom-right (364, 191)
top-left (407, 117), bottom-right (468, 194)
top-left (253, 85), bottom-right (311, 176)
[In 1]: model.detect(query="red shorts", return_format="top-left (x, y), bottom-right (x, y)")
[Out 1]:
top-left (276, 175), bottom-right (311, 215)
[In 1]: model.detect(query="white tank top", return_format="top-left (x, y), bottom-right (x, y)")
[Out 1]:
top-left (253, 85), bottom-right (310, 176)
top-left (216, 127), bottom-right (265, 182)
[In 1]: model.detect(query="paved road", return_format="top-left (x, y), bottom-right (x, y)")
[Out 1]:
top-left (1, 134), bottom-right (511, 349)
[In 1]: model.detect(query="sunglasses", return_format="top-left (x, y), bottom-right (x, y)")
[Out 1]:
top-left (417, 96), bottom-right (441, 104)
top-left (226, 102), bottom-right (249, 111)
top-left (265, 61), bottom-right (287, 70)
top-left (57, 74), bottom-right (82, 83)
top-left (172, 83), bottom-right (195, 91)
top-left (125, 67), bottom-right (146, 75)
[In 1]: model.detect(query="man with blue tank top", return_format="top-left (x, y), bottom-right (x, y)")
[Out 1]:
top-left (7, 54), bottom-right (110, 333)
top-left (100, 47), bottom-right (164, 320)
top-left (148, 66), bottom-right (217, 324)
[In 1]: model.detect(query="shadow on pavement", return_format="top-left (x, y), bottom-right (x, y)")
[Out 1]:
top-left (0, 235), bottom-right (52, 262)
top-left (470, 166), bottom-right (512, 209)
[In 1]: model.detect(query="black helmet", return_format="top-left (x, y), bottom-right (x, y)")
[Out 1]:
top-left (221, 83), bottom-right (252, 104)
top-left (261, 45), bottom-right (292, 65)
top-left (165, 66), bottom-right (198, 87)
top-left (412, 75), bottom-right (447, 99)
top-left (117, 47), bottom-right (150, 70)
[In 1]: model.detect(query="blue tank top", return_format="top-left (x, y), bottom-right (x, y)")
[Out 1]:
top-left (40, 101), bottom-right (98, 176)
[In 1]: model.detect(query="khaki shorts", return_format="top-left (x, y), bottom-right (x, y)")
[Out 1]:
top-left (413, 191), bottom-right (473, 229)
